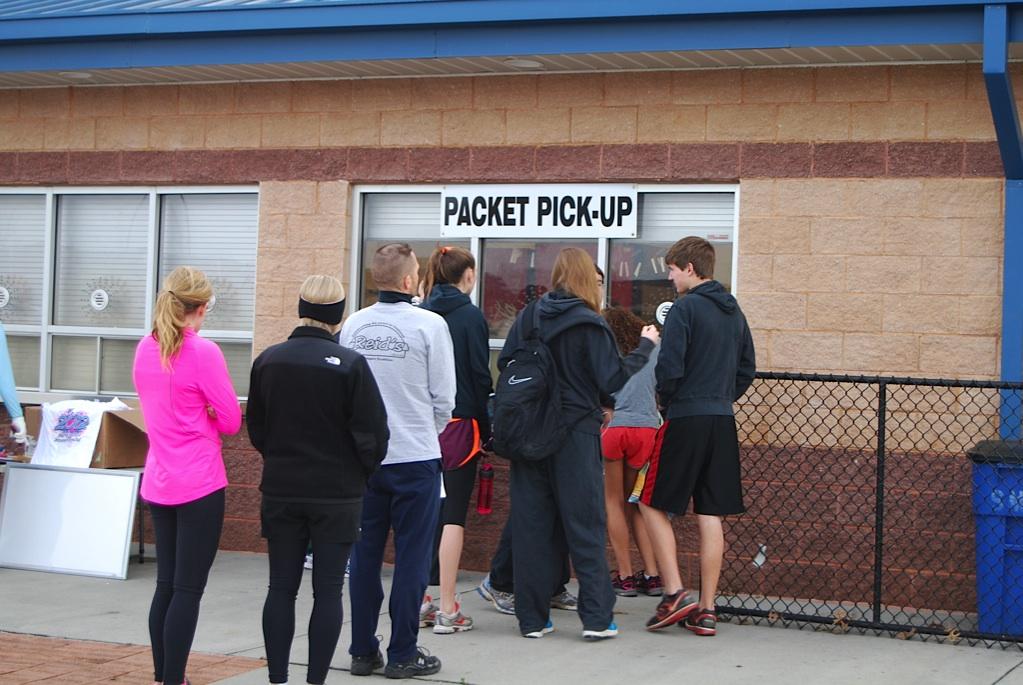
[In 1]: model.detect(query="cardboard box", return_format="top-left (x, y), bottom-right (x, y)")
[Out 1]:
top-left (24, 400), bottom-right (148, 469)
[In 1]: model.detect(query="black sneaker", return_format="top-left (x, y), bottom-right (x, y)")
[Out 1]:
top-left (384, 647), bottom-right (441, 679)
top-left (682, 608), bottom-right (717, 636)
top-left (645, 589), bottom-right (698, 631)
top-left (350, 650), bottom-right (384, 676)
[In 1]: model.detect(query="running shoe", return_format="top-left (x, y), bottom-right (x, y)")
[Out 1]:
top-left (419, 595), bottom-right (437, 628)
top-left (384, 647), bottom-right (441, 679)
top-left (635, 570), bottom-right (664, 597)
top-left (433, 603), bottom-right (474, 634)
top-left (350, 650), bottom-right (384, 677)
top-left (477, 573), bottom-right (515, 615)
top-left (682, 608), bottom-right (717, 636)
top-left (582, 622), bottom-right (619, 640)
top-left (523, 619), bottom-right (554, 638)
top-left (612, 572), bottom-right (638, 597)
top-left (645, 589), bottom-right (698, 631)
top-left (550, 589), bottom-right (578, 611)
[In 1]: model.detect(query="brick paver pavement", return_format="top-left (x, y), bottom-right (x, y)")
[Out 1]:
top-left (0, 632), bottom-right (265, 684)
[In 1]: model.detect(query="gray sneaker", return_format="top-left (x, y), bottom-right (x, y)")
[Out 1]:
top-left (477, 573), bottom-right (515, 615)
top-left (550, 589), bottom-right (578, 611)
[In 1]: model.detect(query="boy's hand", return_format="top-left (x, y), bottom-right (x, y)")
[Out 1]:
top-left (640, 324), bottom-right (660, 346)
top-left (206, 406), bottom-right (218, 420)
top-left (601, 408), bottom-right (614, 429)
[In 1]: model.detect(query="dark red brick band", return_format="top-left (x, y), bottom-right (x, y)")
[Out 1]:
top-left (0, 141), bottom-right (1003, 185)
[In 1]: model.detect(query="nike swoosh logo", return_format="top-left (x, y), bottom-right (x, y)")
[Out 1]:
top-left (508, 375), bottom-right (533, 385)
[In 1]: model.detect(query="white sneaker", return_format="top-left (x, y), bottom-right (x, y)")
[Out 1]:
top-left (523, 619), bottom-right (554, 638)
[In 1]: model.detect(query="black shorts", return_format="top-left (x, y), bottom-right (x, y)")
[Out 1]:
top-left (440, 454), bottom-right (480, 527)
top-left (261, 497), bottom-right (363, 544)
top-left (638, 415), bottom-right (745, 516)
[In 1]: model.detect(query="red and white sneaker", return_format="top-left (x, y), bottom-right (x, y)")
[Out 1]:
top-left (682, 608), bottom-right (717, 636)
top-left (419, 595), bottom-right (437, 628)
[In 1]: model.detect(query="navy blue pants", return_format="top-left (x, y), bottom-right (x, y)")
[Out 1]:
top-left (349, 460), bottom-right (441, 664)
top-left (510, 431), bottom-right (614, 634)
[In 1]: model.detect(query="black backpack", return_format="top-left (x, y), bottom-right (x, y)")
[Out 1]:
top-left (491, 301), bottom-right (571, 462)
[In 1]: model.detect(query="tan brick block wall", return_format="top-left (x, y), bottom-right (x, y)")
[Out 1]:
top-left (442, 109), bottom-right (505, 145)
top-left (474, 75), bottom-right (536, 109)
top-left (124, 85), bottom-right (179, 116)
top-left (42, 117), bottom-right (96, 150)
top-left (605, 72), bottom-right (672, 106)
top-left (637, 105), bottom-right (706, 143)
top-left (413, 78), bottom-right (473, 110)
top-left (736, 178), bottom-right (1004, 379)
top-left (292, 81), bottom-right (352, 112)
top-left (262, 113), bottom-right (321, 148)
top-left (769, 331), bottom-right (844, 370)
top-left (19, 88), bottom-right (70, 118)
top-left (926, 100), bottom-right (995, 140)
top-left (742, 68), bottom-right (814, 103)
top-left (95, 116), bottom-right (149, 149)
top-left (776, 103), bottom-right (849, 141)
top-left (850, 102), bottom-right (926, 141)
top-left (890, 65), bottom-right (967, 102)
top-left (815, 66), bottom-right (888, 102)
top-left (506, 108), bottom-right (570, 144)
top-left (381, 110), bottom-right (441, 146)
top-left (236, 82), bottom-right (291, 113)
top-left (919, 335), bottom-right (998, 376)
top-left (672, 69), bottom-right (742, 104)
top-left (179, 84), bottom-right (235, 114)
top-left (72, 87), bottom-right (124, 117)
top-left (707, 104), bottom-right (777, 142)
top-left (807, 293), bottom-right (882, 332)
top-left (352, 79), bottom-right (411, 111)
top-left (570, 106), bottom-right (637, 143)
top-left (254, 180), bottom-right (350, 356)
top-left (843, 333), bottom-right (919, 371)
top-left (150, 115), bottom-right (205, 149)
top-left (537, 73), bottom-right (603, 107)
top-left (0, 119), bottom-right (43, 150)
top-left (321, 112), bottom-right (381, 146)
top-left (205, 114), bottom-right (262, 149)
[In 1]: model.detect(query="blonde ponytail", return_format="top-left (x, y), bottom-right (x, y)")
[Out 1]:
top-left (153, 266), bottom-right (213, 369)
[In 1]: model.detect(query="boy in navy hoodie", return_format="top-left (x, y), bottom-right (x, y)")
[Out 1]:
top-left (639, 236), bottom-right (755, 637)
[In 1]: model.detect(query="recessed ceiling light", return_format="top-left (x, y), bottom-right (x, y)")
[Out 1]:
top-left (58, 71), bottom-right (93, 80)
top-left (503, 58), bottom-right (544, 70)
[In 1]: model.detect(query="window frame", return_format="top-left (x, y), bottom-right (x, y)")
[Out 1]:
top-left (0, 185), bottom-right (258, 403)
top-left (350, 183), bottom-right (741, 351)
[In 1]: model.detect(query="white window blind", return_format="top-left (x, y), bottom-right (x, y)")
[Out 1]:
top-left (50, 336), bottom-right (97, 392)
top-left (159, 194), bottom-right (258, 332)
top-left (0, 195), bottom-right (46, 325)
top-left (363, 193), bottom-right (441, 240)
top-left (53, 195), bottom-right (150, 328)
top-left (638, 193), bottom-right (735, 242)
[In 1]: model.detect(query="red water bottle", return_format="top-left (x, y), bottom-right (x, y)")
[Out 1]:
top-left (477, 461), bottom-right (494, 515)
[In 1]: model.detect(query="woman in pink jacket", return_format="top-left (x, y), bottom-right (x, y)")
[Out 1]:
top-left (133, 266), bottom-right (241, 685)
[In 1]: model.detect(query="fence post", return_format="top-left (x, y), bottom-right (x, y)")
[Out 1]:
top-left (873, 381), bottom-right (887, 624)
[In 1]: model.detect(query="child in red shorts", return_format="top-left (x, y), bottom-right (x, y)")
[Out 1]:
top-left (601, 308), bottom-right (663, 598)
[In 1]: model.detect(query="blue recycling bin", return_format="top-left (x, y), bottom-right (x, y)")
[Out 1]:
top-left (969, 440), bottom-right (1023, 635)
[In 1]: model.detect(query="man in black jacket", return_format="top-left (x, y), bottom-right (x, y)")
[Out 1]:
top-left (247, 274), bottom-right (389, 685)
top-left (639, 236), bottom-right (756, 638)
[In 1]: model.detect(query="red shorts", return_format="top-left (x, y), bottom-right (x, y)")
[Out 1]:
top-left (601, 426), bottom-right (658, 470)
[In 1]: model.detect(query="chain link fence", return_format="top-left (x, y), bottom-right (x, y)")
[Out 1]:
top-left (713, 372), bottom-right (1023, 647)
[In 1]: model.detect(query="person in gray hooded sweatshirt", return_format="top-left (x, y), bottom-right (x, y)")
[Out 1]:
top-left (639, 236), bottom-right (756, 638)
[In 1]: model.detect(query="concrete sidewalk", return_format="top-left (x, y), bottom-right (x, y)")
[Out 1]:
top-left (1, 552), bottom-right (1021, 685)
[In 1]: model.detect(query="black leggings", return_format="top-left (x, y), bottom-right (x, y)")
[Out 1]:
top-left (148, 488), bottom-right (225, 685)
top-left (264, 536), bottom-right (351, 685)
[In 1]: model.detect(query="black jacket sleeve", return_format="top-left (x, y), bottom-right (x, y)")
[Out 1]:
top-left (497, 306), bottom-right (526, 372)
top-left (734, 317), bottom-right (756, 401)
top-left (589, 330), bottom-right (654, 399)
top-left (246, 354), bottom-right (266, 456)
top-left (347, 355), bottom-right (390, 476)
top-left (469, 310), bottom-right (494, 441)
top-left (655, 301), bottom-right (690, 407)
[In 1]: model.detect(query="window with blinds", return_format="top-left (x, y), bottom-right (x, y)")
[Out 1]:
top-left (0, 194), bottom-right (46, 326)
top-left (53, 195), bottom-right (150, 329)
top-left (159, 194), bottom-right (258, 332)
top-left (0, 188), bottom-right (256, 398)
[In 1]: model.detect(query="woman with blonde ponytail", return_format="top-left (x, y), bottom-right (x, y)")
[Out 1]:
top-left (133, 266), bottom-right (242, 685)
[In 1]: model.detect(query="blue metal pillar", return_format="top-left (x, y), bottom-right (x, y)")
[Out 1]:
top-left (983, 4), bottom-right (1023, 436)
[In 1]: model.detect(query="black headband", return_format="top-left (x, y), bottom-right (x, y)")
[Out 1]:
top-left (298, 298), bottom-right (346, 325)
